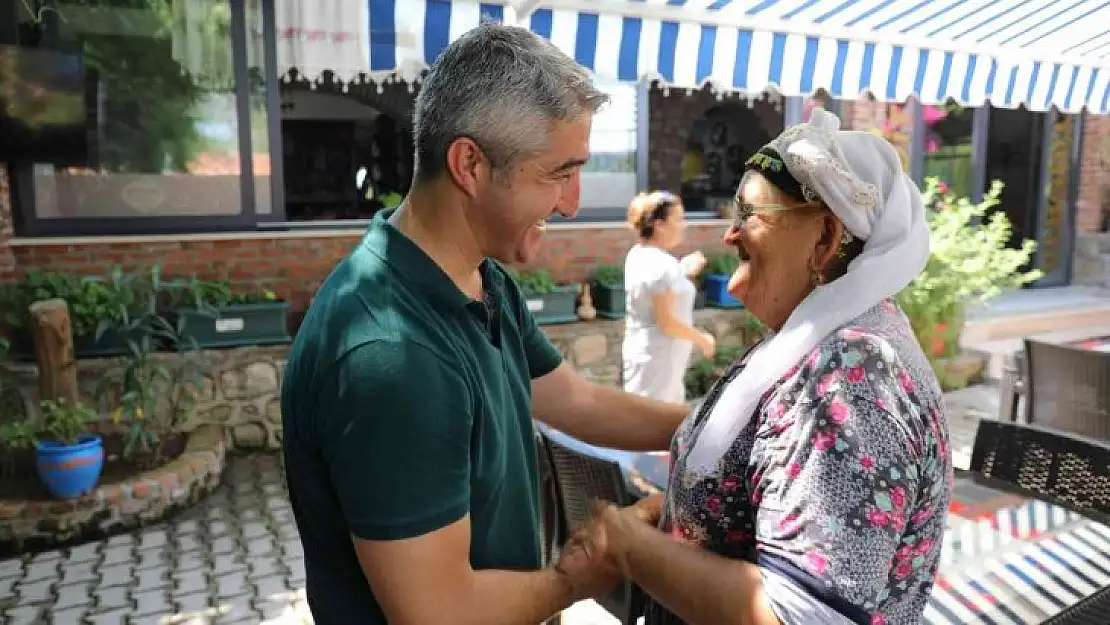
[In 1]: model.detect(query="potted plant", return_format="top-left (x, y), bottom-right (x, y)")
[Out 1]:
top-left (702, 253), bottom-right (742, 308)
top-left (507, 268), bottom-right (578, 325)
top-left (171, 278), bottom-right (291, 349)
top-left (2, 268), bottom-right (150, 360)
top-left (34, 398), bottom-right (103, 499)
top-left (896, 179), bottom-right (1041, 390)
top-left (590, 264), bottom-right (626, 319)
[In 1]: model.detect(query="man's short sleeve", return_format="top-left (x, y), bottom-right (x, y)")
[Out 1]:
top-left (319, 341), bottom-right (473, 541)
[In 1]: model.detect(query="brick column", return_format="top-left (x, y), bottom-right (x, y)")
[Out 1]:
top-left (0, 165), bottom-right (16, 283)
top-left (1077, 114), bottom-right (1110, 235)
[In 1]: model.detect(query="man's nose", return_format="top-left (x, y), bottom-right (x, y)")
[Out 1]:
top-left (556, 175), bottom-right (581, 219)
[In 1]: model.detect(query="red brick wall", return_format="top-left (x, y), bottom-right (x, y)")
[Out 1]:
top-left (8, 222), bottom-right (732, 314)
top-left (0, 165), bottom-right (14, 283)
top-left (1078, 114), bottom-right (1110, 234)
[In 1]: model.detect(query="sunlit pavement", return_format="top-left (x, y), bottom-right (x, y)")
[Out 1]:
top-left (0, 385), bottom-right (992, 625)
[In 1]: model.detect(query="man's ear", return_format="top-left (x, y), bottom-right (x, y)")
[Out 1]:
top-left (444, 137), bottom-right (486, 199)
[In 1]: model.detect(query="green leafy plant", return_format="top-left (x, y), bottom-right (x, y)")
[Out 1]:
top-left (39, 399), bottom-right (97, 446)
top-left (170, 277), bottom-right (279, 311)
top-left (95, 269), bottom-right (208, 460)
top-left (705, 253), bottom-right (740, 276)
top-left (509, 268), bottom-right (558, 296)
top-left (896, 178), bottom-right (1042, 359)
top-left (1, 268), bottom-right (150, 340)
top-left (0, 418), bottom-right (38, 478)
top-left (0, 337), bottom-right (27, 427)
top-left (590, 264), bottom-right (624, 287)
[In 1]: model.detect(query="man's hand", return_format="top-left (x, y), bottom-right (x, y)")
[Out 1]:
top-left (554, 526), bottom-right (621, 601)
top-left (569, 495), bottom-right (666, 579)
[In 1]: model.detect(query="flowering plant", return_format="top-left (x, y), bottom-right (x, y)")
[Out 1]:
top-left (896, 178), bottom-right (1042, 359)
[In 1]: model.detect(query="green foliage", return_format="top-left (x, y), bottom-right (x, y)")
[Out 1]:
top-left (509, 268), bottom-right (558, 295)
top-left (590, 264), bottom-right (624, 287)
top-left (705, 253), bottom-right (740, 276)
top-left (0, 268), bottom-right (150, 338)
top-left (168, 277), bottom-right (279, 310)
top-left (39, 399), bottom-right (97, 446)
top-left (0, 338), bottom-right (26, 427)
top-left (95, 270), bottom-right (209, 460)
top-left (896, 178), bottom-right (1042, 358)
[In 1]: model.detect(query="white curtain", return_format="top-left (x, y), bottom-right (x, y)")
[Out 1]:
top-left (274, 0), bottom-right (371, 83)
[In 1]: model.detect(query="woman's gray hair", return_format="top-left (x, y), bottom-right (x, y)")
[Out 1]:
top-left (412, 23), bottom-right (609, 184)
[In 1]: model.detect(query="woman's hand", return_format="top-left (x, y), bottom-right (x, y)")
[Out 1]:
top-left (575, 494), bottom-right (666, 577)
top-left (695, 331), bottom-right (717, 359)
top-left (679, 251), bottom-right (708, 279)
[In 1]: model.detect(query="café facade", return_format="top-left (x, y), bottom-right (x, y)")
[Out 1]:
top-left (0, 0), bottom-right (1108, 315)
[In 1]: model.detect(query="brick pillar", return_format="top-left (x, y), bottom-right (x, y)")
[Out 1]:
top-left (1077, 114), bottom-right (1110, 235)
top-left (0, 165), bottom-right (15, 283)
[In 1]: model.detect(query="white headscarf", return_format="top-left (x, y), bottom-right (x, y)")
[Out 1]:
top-left (685, 108), bottom-right (931, 473)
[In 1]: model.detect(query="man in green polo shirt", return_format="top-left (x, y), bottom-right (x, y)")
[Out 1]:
top-left (281, 24), bottom-right (689, 625)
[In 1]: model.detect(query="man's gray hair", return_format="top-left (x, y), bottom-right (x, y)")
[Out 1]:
top-left (412, 23), bottom-right (609, 183)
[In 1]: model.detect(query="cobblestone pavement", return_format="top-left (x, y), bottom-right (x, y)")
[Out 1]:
top-left (0, 385), bottom-right (995, 625)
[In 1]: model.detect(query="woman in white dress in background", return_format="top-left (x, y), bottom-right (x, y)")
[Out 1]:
top-left (623, 191), bottom-right (717, 404)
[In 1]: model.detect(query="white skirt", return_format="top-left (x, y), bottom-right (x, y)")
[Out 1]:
top-left (622, 336), bottom-right (695, 404)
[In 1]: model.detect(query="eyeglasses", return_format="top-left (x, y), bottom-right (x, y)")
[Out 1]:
top-left (728, 200), bottom-right (804, 226)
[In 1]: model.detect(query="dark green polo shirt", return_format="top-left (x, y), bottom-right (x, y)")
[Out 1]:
top-left (281, 209), bottom-right (563, 625)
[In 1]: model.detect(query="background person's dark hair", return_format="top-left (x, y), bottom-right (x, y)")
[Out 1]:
top-left (628, 191), bottom-right (680, 240)
top-left (412, 23), bottom-right (608, 185)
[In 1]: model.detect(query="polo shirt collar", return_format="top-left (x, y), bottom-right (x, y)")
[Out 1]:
top-left (364, 209), bottom-right (504, 308)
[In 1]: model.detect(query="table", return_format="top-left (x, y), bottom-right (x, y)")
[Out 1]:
top-left (540, 427), bottom-right (1110, 624)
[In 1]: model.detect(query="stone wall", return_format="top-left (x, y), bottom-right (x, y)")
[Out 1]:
top-left (7, 309), bottom-right (758, 451)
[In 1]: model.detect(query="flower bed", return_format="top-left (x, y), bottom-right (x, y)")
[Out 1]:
top-left (0, 424), bottom-right (226, 555)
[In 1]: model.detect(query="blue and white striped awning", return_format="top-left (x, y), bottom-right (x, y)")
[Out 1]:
top-left (366, 0), bottom-right (1110, 114)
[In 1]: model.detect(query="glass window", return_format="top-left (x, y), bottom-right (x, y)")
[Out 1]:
top-left (922, 99), bottom-right (974, 198)
top-left (580, 80), bottom-right (638, 211)
top-left (23, 0), bottom-right (244, 219)
top-left (246, 0), bottom-right (271, 215)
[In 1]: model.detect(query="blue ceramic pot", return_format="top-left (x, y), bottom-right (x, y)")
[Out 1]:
top-left (704, 274), bottom-right (742, 308)
top-left (35, 435), bottom-right (105, 499)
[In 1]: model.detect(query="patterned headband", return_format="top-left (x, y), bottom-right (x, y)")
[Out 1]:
top-left (742, 147), bottom-right (815, 204)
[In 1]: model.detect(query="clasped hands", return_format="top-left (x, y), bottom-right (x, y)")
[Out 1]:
top-left (554, 493), bottom-right (664, 602)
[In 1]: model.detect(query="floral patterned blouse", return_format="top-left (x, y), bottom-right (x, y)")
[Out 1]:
top-left (644, 299), bottom-right (953, 625)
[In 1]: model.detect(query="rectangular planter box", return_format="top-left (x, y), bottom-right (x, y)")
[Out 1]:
top-left (704, 274), bottom-right (742, 309)
top-left (175, 302), bottom-right (291, 349)
top-left (8, 326), bottom-right (144, 360)
top-left (591, 282), bottom-right (626, 320)
top-left (524, 286), bottom-right (579, 326)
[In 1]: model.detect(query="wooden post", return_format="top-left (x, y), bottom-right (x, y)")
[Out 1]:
top-left (29, 299), bottom-right (79, 404)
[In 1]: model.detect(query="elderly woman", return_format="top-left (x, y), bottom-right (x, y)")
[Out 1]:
top-left (581, 109), bottom-right (953, 625)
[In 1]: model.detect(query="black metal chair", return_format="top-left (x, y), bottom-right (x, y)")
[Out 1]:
top-left (542, 433), bottom-right (645, 625)
top-left (534, 432), bottom-right (564, 625)
top-left (970, 420), bottom-right (1110, 523)
top-left (1013, 339), bottom-right (1110, 439)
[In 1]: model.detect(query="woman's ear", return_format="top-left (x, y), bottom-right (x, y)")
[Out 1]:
top-left (814, 214), bottom-right (844, 270)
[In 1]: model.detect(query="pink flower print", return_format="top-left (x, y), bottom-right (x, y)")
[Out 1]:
top-left (805, 349), bottom-right (821, 369)
top-left (778, 513), bottom-right (803, 534)
top-left (846, 366), bottom-right (866, 383)
top-left (860, 455), bottom-right (876, 470)
top-left (816, 372), bottom-right (839, 397)
top-left (890, 487), bottom-right (907, 509)
top-left (889, 513), bottom-right (906, 532)
top-left (784, 365), bottom-right (800, 379)
top-left (875, 397), bottom-right (890, 412)
top-left (725, 529), bottom-right (753, 544)
top-left (827, 397), bottom-right (850, 425)
top-left (814, 431), bottom-right (837, 451)
top-left (898, 369), bottom-right (915, 393)
top-left (894, 560), bottom-right (913, 579)
top-left (866, 509), bottom-right (890, 527)
top-left (785, 462), bottom-right (802, 479)
top-left (671, 524), bottom-right (684, 540)
top-left (871, 614), bottom-right (887, 625)
top-left (912, 508), bottom-right (933, 525)
top-left (915, 537), bottom-right (935, 555)
top-left (721, 476), bottom-right (740, 492)
top-left (896, 544), bottom-right (915, 560)
top-left (803, 550), bottom-right (829, 576)
top-left (705, 495), bottom-right (722, 516)
top-left (750, 488), bottom-right (762, 506)
top-left (843, 327), bottom-right (863, 340)
top-left (768, 401), bottom-right (786, 420)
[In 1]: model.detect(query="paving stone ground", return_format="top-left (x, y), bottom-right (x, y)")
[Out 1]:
top-left (0, 386), bottom-right (995, 625)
